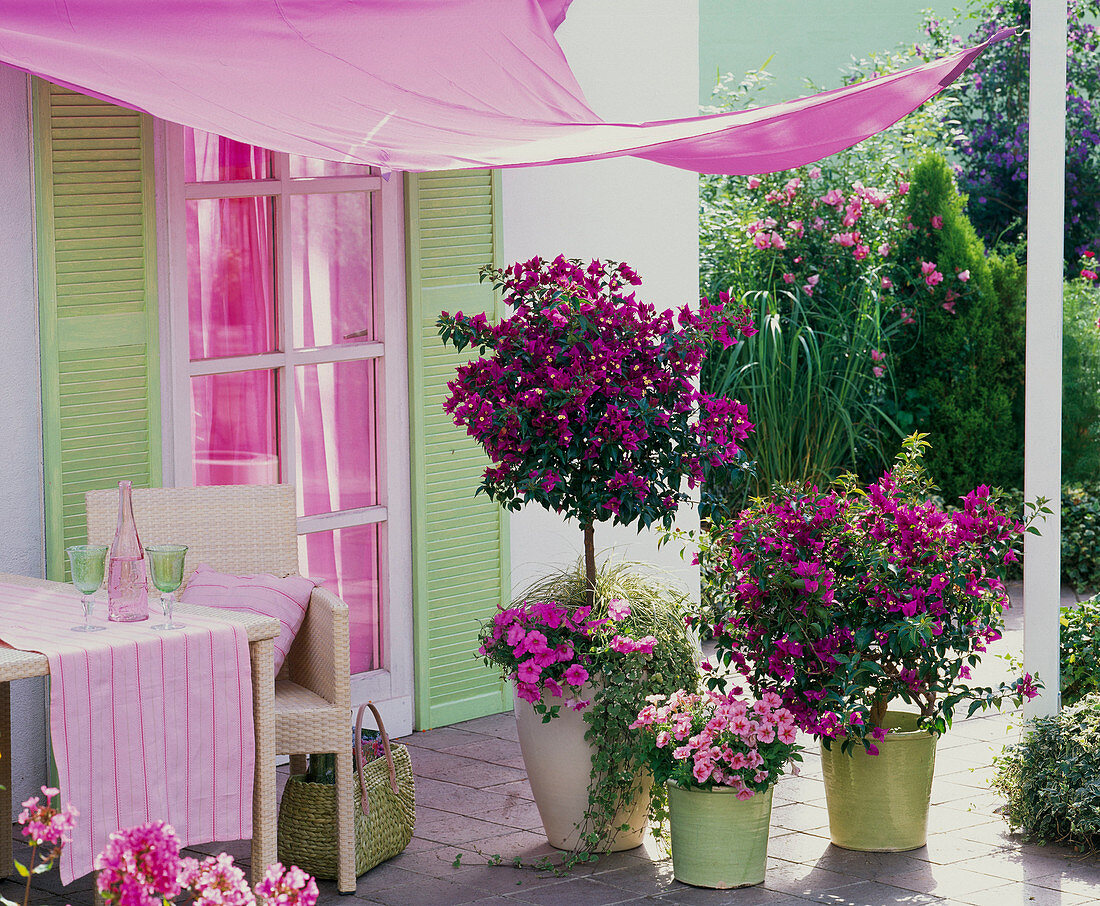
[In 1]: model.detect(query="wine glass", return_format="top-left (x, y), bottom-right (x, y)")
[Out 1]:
top-left (147, 544), bottom-right (188, 630)
top-left (65, 545), bottom-right (108, 632)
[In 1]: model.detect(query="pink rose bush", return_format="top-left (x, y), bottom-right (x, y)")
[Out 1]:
top-left (632, 689), bottom-right (801, 797)
top-left (95, 820), bottom-right (317, 906)
top-left (699, 434), bottom-right (1041, 754)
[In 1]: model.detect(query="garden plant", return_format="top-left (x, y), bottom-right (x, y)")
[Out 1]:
top-left (478, 561), bottom-right (698, 859)
top-left (700, 433), bottom-right (1040, 750)
top-left (438, 254), bottom-right (756, 607)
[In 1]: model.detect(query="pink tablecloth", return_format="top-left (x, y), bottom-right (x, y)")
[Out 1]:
top-left (0, 581), bottom-right (254, 883)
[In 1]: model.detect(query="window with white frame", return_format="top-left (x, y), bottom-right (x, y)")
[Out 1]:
top-left (161, 128), bottom-right (411, 688)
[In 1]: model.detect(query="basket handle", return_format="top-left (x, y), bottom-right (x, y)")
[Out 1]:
top-left (354, 701), bottom-right (400, 818)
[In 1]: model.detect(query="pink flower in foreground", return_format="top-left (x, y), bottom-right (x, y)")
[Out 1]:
top-left (870, 349), bottom-right (886, 363)
top-left (607, 599), bottom-right (632, 621)
top-left (747, 176), bottom-right (762, 189)
top-left (931, 215), bottom-right (944, 229)
top-left (957, 269), bottom-right (970, 282)
top-left (881, 277), bottom-right (893, 290)
top-left (255, 862), bottom-right (319, 906)
top-left (942, 299), bottom-right (956, 314)
top-left (563, 663), bottom-right (589, 687)
top-left (1083, 268), bottom-right (1099, 281)
top-left (182, 853), bottom-right (255, 906)
top-left (782, 272), bottom-right (795, 284)
top-left (95, 821), bottom-right (183, 906)
top-left (19, 786), bottom-right (78, 848)
top-left (872, 366), bottom-right (885, 379)
top-left (809, 167), bottom-right (822, 180)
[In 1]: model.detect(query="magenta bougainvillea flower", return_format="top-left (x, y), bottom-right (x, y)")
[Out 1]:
top-left (699, 433), bottom-right (1040, 753)
top-left (438, 255), bottom-right (755, 535)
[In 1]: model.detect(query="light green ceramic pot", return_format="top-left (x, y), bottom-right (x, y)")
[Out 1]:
top-left (820, 711), bottom-right (937, 852)
top-left (667, 781), bottom-right (773, 888)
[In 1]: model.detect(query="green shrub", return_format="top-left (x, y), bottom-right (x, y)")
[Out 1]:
top-left (1061, 597), bottom-right (1100, 707)
top-left (890, 153), bottom-right (1025, 501)
top-left (1062, 482), bottom-right (1100, 594)
top-left (993, 694), bottom-right (1100, 850)
top-left (998, 483), bottom-right (1100, 592)
top-left (1063, 268), bottom-right (1100, 482)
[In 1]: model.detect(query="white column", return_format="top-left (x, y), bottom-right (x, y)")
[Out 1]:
top-left (1023, 0), bottom-right (1067, 718)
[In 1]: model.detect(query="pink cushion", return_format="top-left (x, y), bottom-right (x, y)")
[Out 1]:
top-left (180, 565), bottom-right (316, 674)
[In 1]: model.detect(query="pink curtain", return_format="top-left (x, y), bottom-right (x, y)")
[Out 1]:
top-left (292, 192), bottom-right (382, 671)
top-left (187, 129), bottom-right (383, 671)
top-left (187, 130), bottom-right (278, 487)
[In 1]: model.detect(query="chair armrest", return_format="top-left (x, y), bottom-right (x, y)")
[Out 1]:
top-left (284, 585), bottom-right (351, 711)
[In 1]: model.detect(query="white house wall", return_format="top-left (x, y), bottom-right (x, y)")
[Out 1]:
top-left (502, 1), bottom-right (702, 601)
top-left (0, 64), bottom-right (48, 813)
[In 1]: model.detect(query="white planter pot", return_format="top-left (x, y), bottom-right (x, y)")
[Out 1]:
top-left (513, 682), bottom-right (650, 851)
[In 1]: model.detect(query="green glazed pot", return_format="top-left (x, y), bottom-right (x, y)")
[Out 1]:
top-left (820, 711), bottom-right (937, 852)
top-left (667, 781), bottom-right (773, 888)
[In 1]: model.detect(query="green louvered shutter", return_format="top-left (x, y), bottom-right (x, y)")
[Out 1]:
top-left (34, 81), bottom-right (161, 581)
top-left (406, 169), bottom-right (511, 729)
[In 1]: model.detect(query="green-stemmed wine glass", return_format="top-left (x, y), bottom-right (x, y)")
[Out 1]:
top-left (147, 544), bottom-right (188, 631)
top-left (65, 545), bottom-right (108, 632)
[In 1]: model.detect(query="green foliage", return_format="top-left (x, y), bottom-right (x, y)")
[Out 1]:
top-left (890, 152), bottom-right (1025, 501)
top-left (1061, 482), bottom-right (1100, 594)
top-left (936, 1), bottom-right (1100, 264)
top-left (1061, 598), bottom-right (1100, 707)
top-left (704, 288), bottom-right (898, 504)
top-left (993, 694), bottom-right (1100, 850)
top-left (1063, 271), bottom-right (1100, 482)
top-left (512, 561), bottom-right (699, 861)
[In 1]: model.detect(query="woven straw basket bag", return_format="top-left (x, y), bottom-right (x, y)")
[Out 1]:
top-left (278, 703), bottom-right (416, 878)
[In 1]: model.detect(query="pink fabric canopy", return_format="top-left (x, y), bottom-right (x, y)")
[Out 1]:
top-left (0, 1), bottom-right (1010, 174)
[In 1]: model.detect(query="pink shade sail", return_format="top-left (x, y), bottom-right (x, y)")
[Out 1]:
top-left (0, 1), bottom-right (1011, 174)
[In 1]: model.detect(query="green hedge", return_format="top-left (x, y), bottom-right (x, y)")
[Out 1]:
top-left (993, 694), bottom-right (1100, 850)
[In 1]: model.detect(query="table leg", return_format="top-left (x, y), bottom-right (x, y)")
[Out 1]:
top-left (1, 681), bottom-right (11, 879)
top-left (249, 639), bottom-right (276, 888)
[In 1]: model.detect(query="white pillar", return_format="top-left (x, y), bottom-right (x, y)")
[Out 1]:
top-left (1023, 0), bottom-right (1066, 718)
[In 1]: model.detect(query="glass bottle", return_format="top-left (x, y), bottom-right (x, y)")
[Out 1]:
top-left (107, 480), bottom-right (149, 621)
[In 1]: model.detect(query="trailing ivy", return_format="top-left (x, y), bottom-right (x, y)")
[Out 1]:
top-left (512, 561), bottom-right (700, 863)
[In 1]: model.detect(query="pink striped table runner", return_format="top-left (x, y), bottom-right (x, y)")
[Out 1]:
top-left (0, 581), bottom-right (254, 883)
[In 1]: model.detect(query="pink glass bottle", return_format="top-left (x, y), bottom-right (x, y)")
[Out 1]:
top-left (107, 480), bottom-right (149, 621)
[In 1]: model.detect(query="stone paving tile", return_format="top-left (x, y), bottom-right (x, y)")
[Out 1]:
top-left (653, 881), bottom-right (806, 905)
top-left (760, 859), bottom-right (860, 897)
top-left (413, 776), bottom-right (544, 830)
top-left (450, 712), bottom-right (520, 741)
top-left (510, 875), bottom-right (650, 905)
top-left (409, 749), bottom-right (530, 789)
top-left (805, 848), bottom-right (932, 883)
top-left (487, 779), bottom-right (537, 801)
top-left (794, 879), bottom-right (945, 904)
top-left (949, 881), bottom-right (1094, 905)
top-left (880, 865), bottom-right (1008, 899)
top-left (354, 875), bottom-right (497, 906)
top-left (398, 726), bottom-right (491, 752)
top-left (443, 739), bottom-right (527, 770)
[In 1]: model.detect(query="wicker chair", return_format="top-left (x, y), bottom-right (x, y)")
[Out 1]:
top-left (86, 484), bottom-right (356, 893)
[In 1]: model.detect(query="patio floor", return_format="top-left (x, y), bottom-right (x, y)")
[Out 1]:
top-left (8, 585), bottom-right (1100, 906)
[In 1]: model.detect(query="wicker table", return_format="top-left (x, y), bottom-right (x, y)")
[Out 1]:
top-left (0, 573), bottom-right (281, 887)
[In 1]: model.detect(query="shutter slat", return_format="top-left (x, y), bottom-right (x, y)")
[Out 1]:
top-left (407, 169), bottom-right (509, 729)
top-left (36, 80), bottom-right (161, 582)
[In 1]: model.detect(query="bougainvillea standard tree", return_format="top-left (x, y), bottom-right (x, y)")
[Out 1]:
top-left (438, 255), bottom-right (756, 607)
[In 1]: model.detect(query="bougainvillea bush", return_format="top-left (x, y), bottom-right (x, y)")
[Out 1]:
top-left (700, 434), bottom-right (1039, 753)
top-left (632, 689), bottom-right (802, 798)
top-left (439, 255), bottom-right (755, 601)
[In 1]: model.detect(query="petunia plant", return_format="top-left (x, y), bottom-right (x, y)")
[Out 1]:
top-left (438, 254), bottom-right (755, 606)
top-left (699, 433), bottom-right (1042, 753)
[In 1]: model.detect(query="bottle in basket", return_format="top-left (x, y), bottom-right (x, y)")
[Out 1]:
top-left (107, 480), bottom-right (149, 621)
